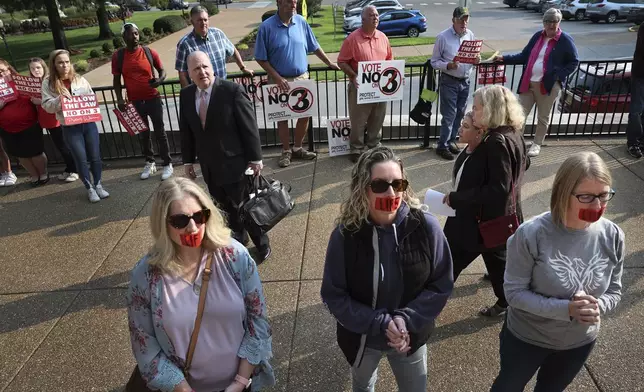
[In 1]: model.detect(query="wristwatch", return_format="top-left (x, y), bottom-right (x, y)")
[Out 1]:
top-left (234, 374), bottom-right (252, 388)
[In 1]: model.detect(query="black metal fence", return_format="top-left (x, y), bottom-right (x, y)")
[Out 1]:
top-left (43, 59), bottom-right (634, 164)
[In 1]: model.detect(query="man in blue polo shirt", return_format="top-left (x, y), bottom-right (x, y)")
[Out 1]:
top-left (255, 0), bottom-right (339, 167)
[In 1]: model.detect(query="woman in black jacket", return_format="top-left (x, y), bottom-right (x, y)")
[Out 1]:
top-left (443, 84), bottom-right (529, 317)
top-left (321, 146), bottom-right (454, 392)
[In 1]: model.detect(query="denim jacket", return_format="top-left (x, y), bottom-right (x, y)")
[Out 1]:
top-left (126, 240), bottom-right (275, 391)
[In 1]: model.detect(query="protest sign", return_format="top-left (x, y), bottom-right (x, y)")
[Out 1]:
top-left (357, 60), bottom-right (405, 104)
top-left (0, 77), bottom-right (17, 103)
top-left (327, 117), bottom-right (352, 157)
top-left (113, 103), bottom-right (149, 135)
top-left (261, 80), bottom-right (316, 122)
top-left (61, 94), bottom-right (102, 125)
top-left (12, 75), bottom-right (42, 98)
top-left (454, 40), bottom-right (483, 64)
top-left (477, 64), bottom-right (507, 85)
top-left (237, 77), bottom-right (268, 104)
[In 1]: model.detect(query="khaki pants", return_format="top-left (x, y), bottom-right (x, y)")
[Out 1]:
top-left (348, 83), bottom-right (387, 153)
top-left (520, 81), bottom-right (561, 146)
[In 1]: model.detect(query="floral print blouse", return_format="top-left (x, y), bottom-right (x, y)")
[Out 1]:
top-left (126, 240), bottom-right (275, 391)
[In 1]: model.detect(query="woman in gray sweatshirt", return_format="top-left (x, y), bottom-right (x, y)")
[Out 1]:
top-left (491, 151), bottom-right (625, 392)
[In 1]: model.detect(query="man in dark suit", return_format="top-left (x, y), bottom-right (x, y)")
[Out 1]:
top-left (180, 50), bottom-right (271, 262)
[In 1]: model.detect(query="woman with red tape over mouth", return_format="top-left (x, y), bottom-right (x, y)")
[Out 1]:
top-left (321, 146), bottom-right (454, 391)
top-left (492, 151), bottom-right (625, 392)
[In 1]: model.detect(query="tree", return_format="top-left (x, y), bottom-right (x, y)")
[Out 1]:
top-left (96, 1), bottom-right (114, 40)
top-left (44, 0), bottom-right (69, 50)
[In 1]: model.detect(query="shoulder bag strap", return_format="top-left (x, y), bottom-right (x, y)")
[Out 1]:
top-left (143, 46), bottom-right (157, 79)
top-left (183, 252), bottom-right (214, 374)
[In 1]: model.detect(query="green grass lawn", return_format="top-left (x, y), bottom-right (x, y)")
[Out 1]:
top-left (0, 10), bottom-right (184, 74)
top-left (310, 6), bottom-right (435, 54)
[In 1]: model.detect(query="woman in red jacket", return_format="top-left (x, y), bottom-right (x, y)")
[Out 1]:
top-left (0, 59), bottom-right (48, 185)
top-left (28, 57), bottom-right (78, 182)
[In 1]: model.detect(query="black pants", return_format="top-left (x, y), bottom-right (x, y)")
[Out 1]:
top-left (203, 168), bottom-right (269, 252)
top-left (451, 244), bottom-right (508, 308)
top-left (48, 126), bottom-right (76, 173)
top-left (132, 97), bottom-right (171, 166)
top-left (491, 322), bottom-right (595, 392)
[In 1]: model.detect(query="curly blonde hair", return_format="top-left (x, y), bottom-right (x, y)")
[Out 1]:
top-left (473, 85), bottom-right (525, 131)
top-left (336, 146), bottom-right (420, 232)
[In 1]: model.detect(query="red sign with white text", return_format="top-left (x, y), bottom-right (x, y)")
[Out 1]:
top-left (0, 77), bottom-right (17, 103)
top-left (62, 94), bottom-right (102, 125)
top-left (12, 75), bottom-right (42, 98)
top-left (454, 40), bottom-right (483, 64)
top-left (113, 103), bottom-right (149, 135)
top-left (478, 64), bottom-right (507, 85)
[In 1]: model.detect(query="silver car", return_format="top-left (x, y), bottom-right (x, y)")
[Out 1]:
top-left (586, 0), bottom-right (644, 23)
top-left (560, 0), bottom-right (591, 20)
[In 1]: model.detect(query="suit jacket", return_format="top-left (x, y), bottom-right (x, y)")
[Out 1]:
top-left (180, 78), bottom-right (262, 186)
top-left (443, 126), bottom-right (528, 252)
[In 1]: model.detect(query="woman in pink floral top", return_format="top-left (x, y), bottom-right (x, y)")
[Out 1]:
top-left (126, 177), bottom-right (275, 392)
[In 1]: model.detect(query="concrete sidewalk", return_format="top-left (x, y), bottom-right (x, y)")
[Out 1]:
top-left (0, 138), bottom-right (643, 391)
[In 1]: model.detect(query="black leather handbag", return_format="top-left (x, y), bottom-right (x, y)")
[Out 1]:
top-left (410, 60), bottom-right (438, 125)
top-left (241, 174), bottom-right (294, 234)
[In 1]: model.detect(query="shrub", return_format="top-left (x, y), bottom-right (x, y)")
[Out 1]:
top-left (89, 49), bottom-right (101, 58)
top-left (153, 15), bottom-right (187, 34)
top-left (239, 28), bottom-right (258, 45)
top-left (261, 9), bottom-right (277, 22)
top-left (112, 36), bottom-right (125, 49)
top-left (142, 27), bottom-right (153, 37)
top-left (102, 42), bottom-right (114, 55)
top-left (236, 43), bottom-right (249, 51)
top-left (74, 60), bottom-right (88, 73)
top-left (200, 2), bottom-right (219, 16)
top-left (149, 0), bottom-right (169, 10)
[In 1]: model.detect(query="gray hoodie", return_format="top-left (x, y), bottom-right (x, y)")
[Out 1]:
top-left (504, 212), bottom-right (625, 350)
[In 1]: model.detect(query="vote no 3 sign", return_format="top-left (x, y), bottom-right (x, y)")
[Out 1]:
top-left (261, 80), bottom-right (316, 123)
top-left (357, 60), bottom-right (405, 104)
top-left (62, 94), bottom-right (103, 126)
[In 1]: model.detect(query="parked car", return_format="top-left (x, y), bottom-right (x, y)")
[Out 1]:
top-left (345, 0), bottom-right (404, 16)
top-left (525, 0), bottom-right (543, 11)
top-left (344, 2), bottom-right (405, 32)
top-left (168, 0), bottom-right (190, 9)
top-left (125, 0), bottom-right (151, 11)
top-left (560, 62), bottom-right (631, 113)
top-left (504, 0), bottom-right (520, 7)
top-left (539, 0), bottom-right (565, 13)
top-left (627, 5), bottom-right (644, 23)
top-left (587, 0), bottom-right (644, 23)
top-left (377, 9), bottom-right (426, 37)
top-left (560, 0), bottom-right (591, 20)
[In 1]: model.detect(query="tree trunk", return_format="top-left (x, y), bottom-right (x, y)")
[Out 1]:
top-left (44, 0), bottom-right (69, 50)
top-left (96, 2), bottom-right (114, 40)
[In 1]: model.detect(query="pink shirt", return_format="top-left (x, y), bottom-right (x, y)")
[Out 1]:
top-left (162, 252), bottom-right (245, 392)
top-left (337, 28), bottom-right (393, 73)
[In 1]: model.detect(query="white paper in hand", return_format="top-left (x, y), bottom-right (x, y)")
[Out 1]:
top-left (423, 189), bottom-right (456, 217)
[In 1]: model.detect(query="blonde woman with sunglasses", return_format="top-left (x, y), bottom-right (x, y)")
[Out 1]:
top-left (321, 146), bottom-right (454, 392)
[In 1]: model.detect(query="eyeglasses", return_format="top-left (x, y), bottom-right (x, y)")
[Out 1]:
top-left (572, 190), bottom-right (615, 204)
top-left (543, 19), bottom-right (559, 24)
top-left (167, 208), bottom-right (211, 229)
top-left (369, 179), bottom-right (409, 193)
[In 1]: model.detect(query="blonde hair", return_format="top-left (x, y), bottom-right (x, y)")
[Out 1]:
top-left (337, 146), bottom-right (421, 232)
top-left (550, 152), bottom-right (612, 227)
top-left (473, 85), bottom-right (525, 131)
top-left (28, 57), bottom-right (49, 79)
top-left (48, 49), bottom-right (77, 95)
top-left (147, 177), bottom-right (231, 275)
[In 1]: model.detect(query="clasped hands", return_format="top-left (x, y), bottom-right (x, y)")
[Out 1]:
top-left (568, 292), bottom-right (601, 325)
top-left (386, 316), bottom-right (411, 354)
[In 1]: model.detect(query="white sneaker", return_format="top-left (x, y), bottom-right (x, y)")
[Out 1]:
top-left (4, 172), bottom-right (16, 186)
top-left (58, 171), bottom-right (70, 181)
top-left (65, 173), bottom-right (79, 182)
top-left (0, 173), bottom-right (5, 187)
top-left (161, 164), bottom-right (173, 181)
top-left (95, 183), bottom-right (110, 199)
top-left (88, 188), bottom-right (100, 203)
top-left (140, 162), bottom-right (157, 180)
top-left (528, 144), bottom-right (541, 157)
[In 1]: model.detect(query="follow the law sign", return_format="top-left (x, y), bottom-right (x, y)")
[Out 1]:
top-left (262, 80), bottom-right (316, 122)
top-left (327, 117), bottom-right (351, 157)
top-left (357, 60), bottom-right (405, 104)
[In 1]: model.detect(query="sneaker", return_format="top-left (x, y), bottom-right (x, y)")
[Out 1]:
top-left (95, 183), bottom-right (110, 199)
top-left (161, 164), bottom-right (174, 181)
top-left (58, 171), bottom-right (71, 181)
top-left (65, 173), bottom-right (79, 182)
top-left (628, 145), bottom-right (643, 159)
top-left (448, 141), bottom-right (461, 155)
top-left (291, 148), bottom-right (317, 160)
top-left (0, 173), bottom-right (5, 187)
top-left (436, 148), bottom-right (455, 160)
top-left (87, 188), bottom-right (100, 203)
top-left (4, 172), bottom-right (16, 186)
top-left (140, 162), bottom-right (157, 180)
top-left (38, 174), bottom-right (50, 185)
top-left (527, 144), bottom-right (541, 157)
top-left (278, 151), bottom-right (292, 168)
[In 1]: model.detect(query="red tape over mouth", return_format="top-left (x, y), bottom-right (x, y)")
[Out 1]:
top-left (180, 232), bottom-right (203, 248)
top-left (578, 206), bottom-right (606, 223)
top-left (375, 197), bottom-right (401, 212)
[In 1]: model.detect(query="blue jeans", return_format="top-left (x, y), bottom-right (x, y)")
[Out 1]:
top-left (351, 345), bottom-right (427, 392)
top-left (62, 122), bottom-right (102, 189)
top-left (490, 322), bottom-right (595, 392)
top-left (627, 77), bottom-right (644, 146)
top-left (438, 74), bottom-right (470, 149)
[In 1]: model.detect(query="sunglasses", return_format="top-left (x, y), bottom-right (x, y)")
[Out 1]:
top-left (369, 179), bottom-right (409, 193)
top-left (167, 208), bottom-right (211, 229)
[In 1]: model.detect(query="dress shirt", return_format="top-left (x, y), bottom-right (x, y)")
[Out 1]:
top-left (175, 28), bottom-right (234, 79)
top-left (430, 26), bottom-right (476, 80)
